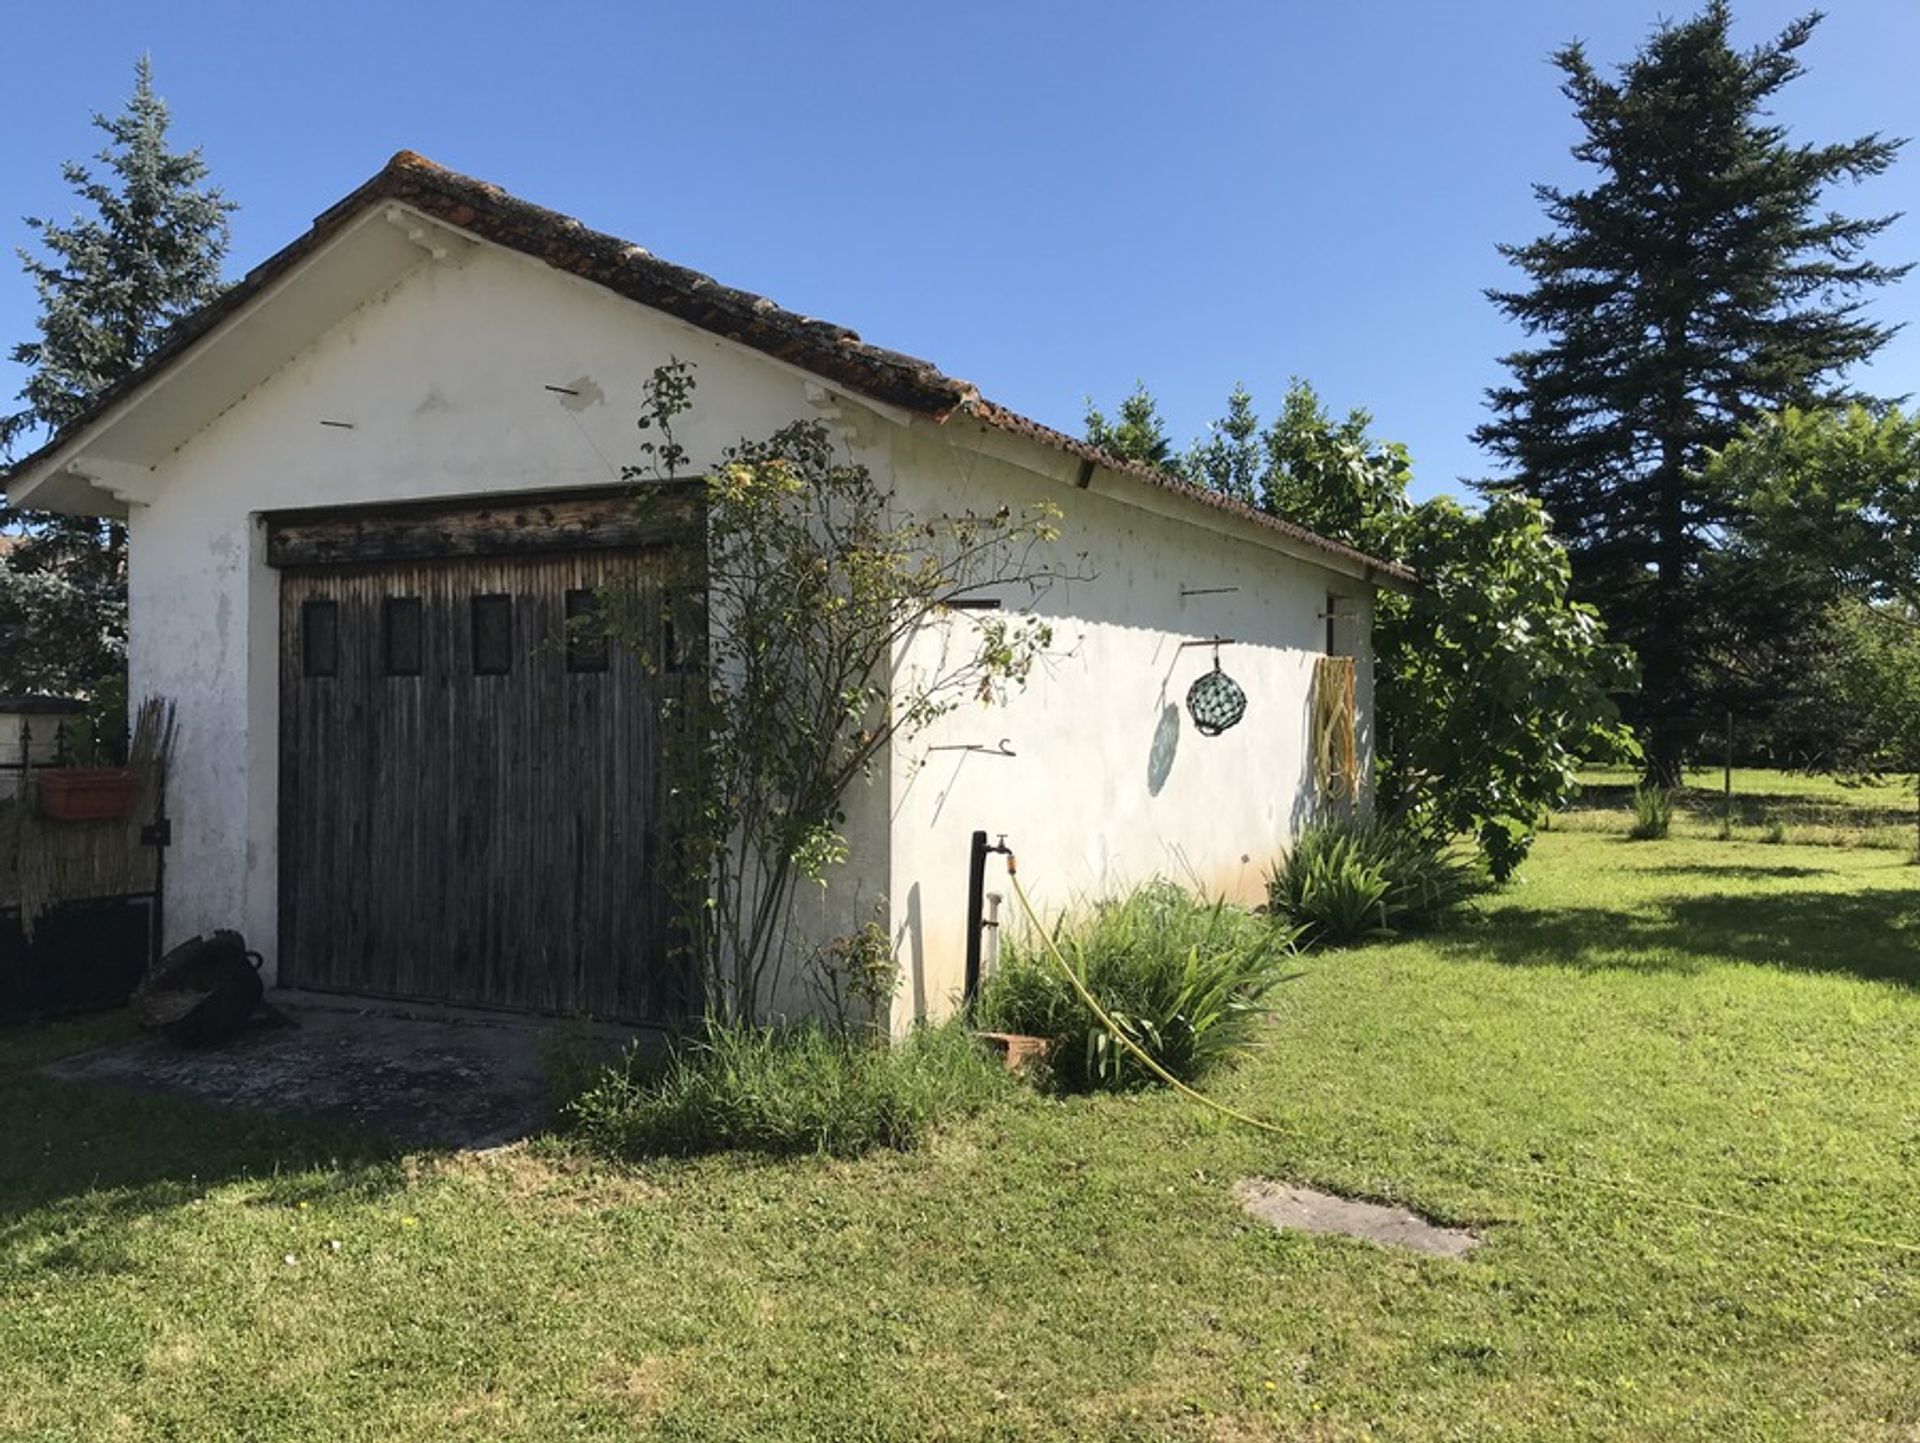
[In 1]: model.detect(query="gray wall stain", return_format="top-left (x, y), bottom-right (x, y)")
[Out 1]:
top-left (555, 375), bottom-right (604, 412)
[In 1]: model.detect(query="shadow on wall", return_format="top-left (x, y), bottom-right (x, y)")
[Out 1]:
top-left (1291, 682), bottom-right (1343, 843)
top-left (898, 471), bottom-right (1353, 825)
top-left (1146, 703), bottom-right (1180, 796)
top-left (896, 461), bottom-right (1377, 981)
top-left (1138, 599), bottom-right (1367, 849)
top-left (1139, 655), bottom-right (1349, 895)
top-left (899, 883), bottom-right (926, 1023)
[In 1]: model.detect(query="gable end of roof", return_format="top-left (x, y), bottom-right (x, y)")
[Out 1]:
top-left (5, 151), bottom-right (1414, 588)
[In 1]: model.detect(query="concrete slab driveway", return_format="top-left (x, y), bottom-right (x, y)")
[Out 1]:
top-left (43, 994), bottom-right (632, 1150)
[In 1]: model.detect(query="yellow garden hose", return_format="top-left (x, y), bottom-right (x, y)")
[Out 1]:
top-left (1004, 858), bottom-right (1287, 1138)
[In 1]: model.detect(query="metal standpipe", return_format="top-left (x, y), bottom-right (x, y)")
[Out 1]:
top-left (963, 829), bottom-right (1012, 1003)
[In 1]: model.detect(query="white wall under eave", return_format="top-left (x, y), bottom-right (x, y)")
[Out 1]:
top-left (123, 227), bottom-right (1372, 1026)
top-left (127, 240), bottom-right (896, 990)
top-left (883, 425), bottom-right (1376, 1027)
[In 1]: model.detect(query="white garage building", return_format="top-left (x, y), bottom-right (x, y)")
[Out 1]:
top-left (4, 153), bottom-right (1411, 1027)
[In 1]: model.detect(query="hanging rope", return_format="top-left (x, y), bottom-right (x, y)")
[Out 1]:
top-left (1311, 655), bottom-right (1357, 799)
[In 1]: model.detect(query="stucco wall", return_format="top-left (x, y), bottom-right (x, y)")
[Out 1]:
top-left (127, 242), bottom-right (894, 989)
top-left (125, 232), bottom-right (1376, 1024)
top-left (882, 426), bottom-right (1374, 1027)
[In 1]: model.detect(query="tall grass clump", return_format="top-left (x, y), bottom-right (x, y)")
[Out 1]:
top-left (564, 1019), bottom-right (1006, 1159)
top-left (976, 881), bottom-right (1294, 1092)
top-left (1267, 817), bottom-right (1474, 947)
top-left (1628, 784), bottom-right (1674, 840)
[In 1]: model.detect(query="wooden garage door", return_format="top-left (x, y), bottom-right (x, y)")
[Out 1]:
top-left (277, 544), bottom-right (689, 1022)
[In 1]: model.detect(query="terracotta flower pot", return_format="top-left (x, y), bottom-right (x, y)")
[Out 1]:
top-left (973, 1030), bottom-right (1053, 1075)
top-left (36, 768), bottom-right (142, 822)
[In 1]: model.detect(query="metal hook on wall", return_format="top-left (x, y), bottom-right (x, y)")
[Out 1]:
top-left (1177, 635), bottom-right (1239, 653)
top-left (927, 738), bottom-right (1018, 758)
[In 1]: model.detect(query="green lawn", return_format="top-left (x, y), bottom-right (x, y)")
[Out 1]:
top-left (5, 816), bottom-right (1920, 1439)
top-left (1572, 762), bottom-right (1919, 851)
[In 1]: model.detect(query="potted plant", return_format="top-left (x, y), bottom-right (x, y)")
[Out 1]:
top-left (37, 767), bottom-right (143, 822)
top-left (34, 683), bottom-right (141, 822)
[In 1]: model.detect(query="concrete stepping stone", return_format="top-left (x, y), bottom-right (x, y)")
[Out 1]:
top-left (1234, 1178), bottom-right (1480, 1258)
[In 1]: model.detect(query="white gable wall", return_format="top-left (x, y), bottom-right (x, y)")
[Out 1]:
top-left (883, 424), bottom-right (1373, 1026)
top-left (122, 230), bottom-right (1378, 1023)
top-left (128, 242), bottom-right (895, 987)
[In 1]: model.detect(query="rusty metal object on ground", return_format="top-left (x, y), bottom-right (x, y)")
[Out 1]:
top-left (131, 930), bottom-right (265, 1047)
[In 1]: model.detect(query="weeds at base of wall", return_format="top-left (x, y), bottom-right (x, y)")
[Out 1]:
top-left (560, 1019), bottom-right (1009, 1160)
top-left (976, 881), bottom-right (1296, 1093)
top-left (1266, 819), bottom-right (1477, 947)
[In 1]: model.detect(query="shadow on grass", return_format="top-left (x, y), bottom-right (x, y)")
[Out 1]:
top-left (0, 1056), bottom-right (412, 1280)
top-left (1430, 887), bottom-right (1920, 989)
top-left (1648, 862), bottom-right (1830, 881)
top-left (1572, 781), bottom-right (1914, 833)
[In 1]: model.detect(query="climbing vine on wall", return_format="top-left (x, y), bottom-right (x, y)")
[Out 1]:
top-left (603, 362), bottom-right (1078, 1025)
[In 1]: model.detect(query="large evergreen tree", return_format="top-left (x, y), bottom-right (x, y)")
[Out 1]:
top-left (1474, 3), bottom-right (1905, 783)
top-left (0, 57), bottom-right (233, 696)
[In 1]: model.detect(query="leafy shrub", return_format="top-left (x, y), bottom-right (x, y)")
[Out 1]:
top-left (1267, 818), bottom-right (1474, 946)
top-left (564, 1019), bottom-right (1006, 1159)
top-left (1628, 785), bottom-right (1674, 840)
top-left (537, 1028), bottom-right (630, 1115)
top-left (1476, 815), bottom-right (1535, 884)
top-left (809, 919), bottom-right (901, 1043)
top-left (976, 881), bottom-right (1294, 1092)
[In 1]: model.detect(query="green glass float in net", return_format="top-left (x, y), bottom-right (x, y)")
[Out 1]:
top-left (1186, 661), bottom-right (1247, 737)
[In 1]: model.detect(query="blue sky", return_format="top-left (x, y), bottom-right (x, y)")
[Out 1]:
top-left (4, 1), bottom-right (1915, 500)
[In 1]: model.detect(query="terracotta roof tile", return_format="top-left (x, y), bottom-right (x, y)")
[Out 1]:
top-left (959, 398), bottom-right (1416, 585)
top-left (7, 151), bottom-right (1414, 585)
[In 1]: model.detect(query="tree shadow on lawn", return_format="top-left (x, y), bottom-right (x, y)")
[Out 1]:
top-left (1433, 886), bottom-right (1920, 989)
top-left (1647, 862), bottom-right (1829, 881)
top-left (1572, 780), bottom-right (1914, 832)
top-left (0, 1069), bottom-right (414, 1281)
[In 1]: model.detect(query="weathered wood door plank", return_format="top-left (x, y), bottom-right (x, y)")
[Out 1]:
top-left (278, 548), bottom-right (684, 1022)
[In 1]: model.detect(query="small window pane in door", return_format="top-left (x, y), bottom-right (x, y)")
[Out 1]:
top-left (472, 594), bottom-right (513, 675)
top-left (301, 599), bottom-right (338, 678)
top-left (565, 588), bottom-right (609, 673)
top-left (384, 597), bottom-right (424, 676)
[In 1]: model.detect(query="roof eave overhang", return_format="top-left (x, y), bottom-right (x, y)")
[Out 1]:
top-left (931, 409), bottom-right (1418, 592)
top-left (4, 204), bottom-right (472, 518)
top-left (1, 150), bottom-right (1418, 592)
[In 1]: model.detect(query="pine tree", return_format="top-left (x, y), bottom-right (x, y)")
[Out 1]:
top-left (1084, 383), bottom-right (1177, 472)
top-left (0, 57), bottom-right (233, 695)
top-left (1474, 3), bottom-right (1905, 783)
top-left (1182, 383), bottom-right (1261, 506)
